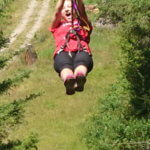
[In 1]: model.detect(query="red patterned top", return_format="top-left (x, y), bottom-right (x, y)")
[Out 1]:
top-left (49, 20), bottom-right (92, 57)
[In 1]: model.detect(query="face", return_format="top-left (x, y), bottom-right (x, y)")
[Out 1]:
top-left (61, 0), bottom-right (75, 22)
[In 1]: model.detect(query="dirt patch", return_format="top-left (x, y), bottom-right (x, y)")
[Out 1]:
top-left (21, 0), bottom-right (50, 48)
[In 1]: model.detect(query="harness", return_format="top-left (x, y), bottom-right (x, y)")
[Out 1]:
top-left (57, 0), bottom-right (90, 56)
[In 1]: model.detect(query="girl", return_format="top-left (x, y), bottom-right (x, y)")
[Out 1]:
top-left (50, 0), bottom-right (93, 95)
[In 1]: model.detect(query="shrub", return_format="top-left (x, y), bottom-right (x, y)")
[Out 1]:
top-left (119, 0), bottom-right (150, 116)
top-left (82, 79), bottom-right (150, 150)
top-left (82, 0), bottom-right (150, 149)
top-left (0, 69), bottom-right (32, 94)
top-left (0, 93), bottom-right (41, 149)
top-left (0, 133), bottom-right (38, 150)
top-left (0, 31), bottom-right (7, 48)
top-left (97, 0), bottom-right (129, 24)
top-left (0, 56), bottom-right (8, 69)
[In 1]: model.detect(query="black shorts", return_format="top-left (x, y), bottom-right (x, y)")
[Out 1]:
top-left (54, 51), bottom-right (93, 74)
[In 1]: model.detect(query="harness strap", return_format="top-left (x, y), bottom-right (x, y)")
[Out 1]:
top-left (64, 29), bottom-right (82, 50)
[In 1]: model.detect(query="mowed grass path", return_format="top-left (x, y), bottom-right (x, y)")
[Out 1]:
top-left (0, 0), bottom-right (120, 149)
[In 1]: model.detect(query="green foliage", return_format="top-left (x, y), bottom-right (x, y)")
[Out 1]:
top-left (0, 69), bottom-right (32, 94)
top-left (0, 133), bottom-right (38, 150)
top-left (0, 0), bottom-right (14, 12)
top-left (0, 31), bottom-right (8, 48)
top-left (82, 79), bottom-right (150, 150)
top-left (0, 47), bottom-right (27, 69)
top-left (0, 56), bottom-right (8, 69)
top-left (82, 0), bottom-right (150, 149)
top-left (84, 0), bottom-right (99, 5)
top-left (0, 100), bottom-right (23, 140)
top-left (14, 133), bottom-right (38, 150)
top-left (0, 93), bottom-right (41, 149)
top-left (97, 0), bottom-right (129, 24)
top-left (0, 0), bottom-right (15, 49)
top-left (97, 0), bottom-right (150, 115)
top-left (119, 0), bottom-right (150, 116)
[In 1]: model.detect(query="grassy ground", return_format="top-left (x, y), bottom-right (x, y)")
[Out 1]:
top-left (0, 0), bottom-right (30, 38)
top-left (0, 0), bottom-right (121, 149)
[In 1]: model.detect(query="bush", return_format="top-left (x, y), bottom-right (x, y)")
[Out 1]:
top-left (82, 79), bottom-right (150, 150)
top-left (82, 0), bottom-right (150, 149)
top-left (0, 0), bottom-right (14, 12)
top-left (0, 56), bottom-right (8, 69)
top-left (0, 69), bottom-right (32, 94)
top-left (0, 93), bottom-right (41, 149)
top-left (0, 31), bottom-right (7, 48)
top-left (0, 133), bottom-right (38, 150)
top-left (97, 0), bottom-right (130, 24)
top-left (119, 0), bottom-right (150, 116)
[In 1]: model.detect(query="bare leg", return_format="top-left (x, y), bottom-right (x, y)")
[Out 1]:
top-left (74, 65), bottom-right (87, 77)
top-left (60, 68), bottom-right (74, 82)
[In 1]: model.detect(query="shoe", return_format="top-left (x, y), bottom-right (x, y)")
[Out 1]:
top-left (75, 73), bottom-right (86, 92)
top-left (64, 76), bottom-right (76, 95)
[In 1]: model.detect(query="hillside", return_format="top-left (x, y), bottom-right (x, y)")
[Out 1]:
top-left (0, 0), bottom-right (120, 149)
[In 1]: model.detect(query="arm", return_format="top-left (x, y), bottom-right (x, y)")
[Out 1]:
top-left (50, 0), bottom-right (65, 29)
top-left (77, 0), bottom-right (92, 34)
